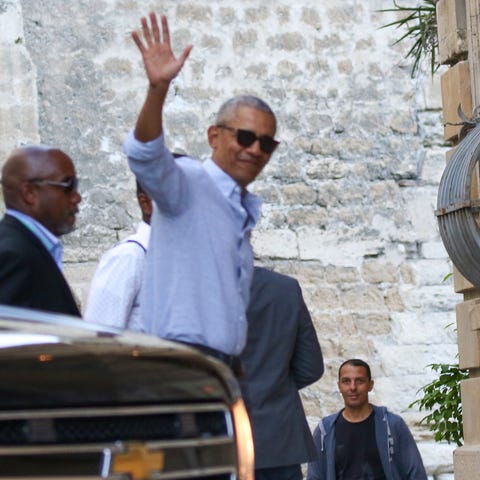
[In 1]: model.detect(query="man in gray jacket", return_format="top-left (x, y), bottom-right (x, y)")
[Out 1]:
top-left (307, 359), bottom-right (427, 480)
top-left (240, 267), bottom-right (324, 480)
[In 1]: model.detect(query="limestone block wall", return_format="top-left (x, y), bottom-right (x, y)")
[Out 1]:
top-left (0, 0), bottom-right (459, 476)
top-left (0, 0), bottom-right (39, 175)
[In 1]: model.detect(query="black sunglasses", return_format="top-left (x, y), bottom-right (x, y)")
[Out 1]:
top-left (29, 176), bottom-right (79, 194)
top-left (217, 125), bottom-right (279, 154)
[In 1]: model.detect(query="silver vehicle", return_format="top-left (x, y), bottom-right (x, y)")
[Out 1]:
top-left (0, 305), bottom-right (254, 480)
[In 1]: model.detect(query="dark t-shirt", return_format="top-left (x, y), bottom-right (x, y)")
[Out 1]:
top-left (334, 410), bottom-right (386, 480)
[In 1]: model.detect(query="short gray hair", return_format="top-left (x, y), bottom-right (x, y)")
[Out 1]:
top-left (216, 95), bottom-right (277, 131)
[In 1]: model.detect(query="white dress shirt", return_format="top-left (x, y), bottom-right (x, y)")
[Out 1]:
top-left (84, 221), bottom-right (150, 330)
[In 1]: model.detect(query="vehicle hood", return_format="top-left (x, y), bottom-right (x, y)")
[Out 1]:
top-left (0, 305), bottom-right (240, 409)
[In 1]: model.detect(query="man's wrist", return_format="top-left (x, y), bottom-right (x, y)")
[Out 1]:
top-left (148, 79), bottom-right (170, 93)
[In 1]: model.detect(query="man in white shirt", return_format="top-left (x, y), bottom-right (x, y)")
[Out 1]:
top-left (85, 181), bottom-right (152, 329)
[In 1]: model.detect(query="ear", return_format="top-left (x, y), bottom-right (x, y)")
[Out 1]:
top-left (20, 181), bottom-right (37, 207)
top-left (137, 192), bottom-right (153, 221)
top-left (368, 379), bottom-right (374, 392)
top-left (207, 125), bottom-right (220, 150)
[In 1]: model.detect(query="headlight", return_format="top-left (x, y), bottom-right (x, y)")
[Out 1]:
top-left (232, 398), bottom-right (255, 480)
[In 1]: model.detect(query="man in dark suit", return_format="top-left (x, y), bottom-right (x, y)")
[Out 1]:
top-left (239, 266), bottom-right (324, 480)
top-left (0, 145), bottom-right (82, 316)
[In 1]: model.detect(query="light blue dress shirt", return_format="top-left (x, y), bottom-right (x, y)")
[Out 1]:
top-left (6, 209), bottom-right (63, 270)
top-left (124, 130), bottom-right (262, 355)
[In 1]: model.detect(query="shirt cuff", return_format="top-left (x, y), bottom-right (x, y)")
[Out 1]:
top-left (124, 128), bottom-right (166, 159)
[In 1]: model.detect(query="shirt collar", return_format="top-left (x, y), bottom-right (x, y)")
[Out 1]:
top-left (136, 220), bottom-right (151, 249)
top-left (203, 158), bottom-right (238, 198)
top-left (202, 158), bottom-right (263, 223)
top-left (6, 209), bottom-right (63, 269)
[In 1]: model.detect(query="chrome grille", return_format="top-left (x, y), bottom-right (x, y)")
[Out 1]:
top-left (0, 404), bottom-right (237, 479)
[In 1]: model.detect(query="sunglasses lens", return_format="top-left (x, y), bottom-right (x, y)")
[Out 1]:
top-left (259, 138), bottom-right (278, 154)
top-left (66, 177), bottom-right (79, 193)
top-left (237, 130), bottom-right (279, 154)
top-left (236, 129), bottom-right (257, 148)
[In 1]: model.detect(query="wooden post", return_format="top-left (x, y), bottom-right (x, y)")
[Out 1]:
top-left (453, 2), bottom-right (480, 479)
top-left (466, 0), bottom-right (480, 107)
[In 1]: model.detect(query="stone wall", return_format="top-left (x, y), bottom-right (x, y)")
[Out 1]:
top-left (0, 0), bottom-right (459, 477)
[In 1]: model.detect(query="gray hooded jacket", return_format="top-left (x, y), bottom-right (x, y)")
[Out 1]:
top-left (307, 405), bottom-right (427, 480)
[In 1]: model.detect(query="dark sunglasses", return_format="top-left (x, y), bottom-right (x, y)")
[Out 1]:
top-left (29, 176), bottom-right (79, 194)
top-left (217, 125), bottom-right (279, 154)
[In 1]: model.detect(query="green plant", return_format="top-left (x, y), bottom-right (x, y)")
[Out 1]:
top-left (442, 272), bottom-right (453, 282)
top-left (410, 362), bottom-right (468, 446)
top-left (379, 0), bottom-right (439, 78)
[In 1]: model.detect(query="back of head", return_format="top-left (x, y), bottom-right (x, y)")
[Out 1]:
top-left (135, 179), bottom-right (146, 197)
top-left (2, 146), bottom-right (55, 210)
top-left (1, 145), bottom-right (80, 236)
top-left (339, 358), bottom-right (372, 380)
top-left (135, 179), bottom-right (152, 225)
top-left (216, 95), bottom-right (277, 131)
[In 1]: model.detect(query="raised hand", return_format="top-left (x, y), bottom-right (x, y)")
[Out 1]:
top-left (131, 13), bottom-right (193, 89)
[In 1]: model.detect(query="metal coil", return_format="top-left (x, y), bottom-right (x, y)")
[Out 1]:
top-left (436, 123), bottom-right (480, 287)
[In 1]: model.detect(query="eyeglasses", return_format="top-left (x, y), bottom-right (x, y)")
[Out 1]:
top-left (29, 176), bottom-right (79, 194)
top-left (216, 125), bottom-right (279, 154)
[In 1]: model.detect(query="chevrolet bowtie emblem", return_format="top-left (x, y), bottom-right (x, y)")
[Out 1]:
top-left (111, 443), bottom-right (165, 480)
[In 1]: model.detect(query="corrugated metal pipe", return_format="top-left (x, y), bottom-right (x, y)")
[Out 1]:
top-left (436, 111), bottom-right (480, 287)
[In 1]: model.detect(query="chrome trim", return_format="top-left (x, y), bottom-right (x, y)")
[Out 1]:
top-left (0, 402), bottom-right (230, 420)
top-left (0, 435), bottom-right (234, 455)
top-left (0, 477), bottom-right (129, 480)
top-left (149, 466), bottom-right (236, 479)
top-left (100, 448), bottom-right (112, 477)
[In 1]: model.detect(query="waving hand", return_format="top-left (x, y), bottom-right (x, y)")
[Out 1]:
top-left (131, 13), bottom-right (192, 141)
top-left (132, 13), bottom-right (193, 89)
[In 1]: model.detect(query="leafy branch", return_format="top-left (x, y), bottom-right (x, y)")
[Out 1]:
top-left (379, 0), bottom-right (439, 78)
top-left (409, 362), bottom-right (468, 446)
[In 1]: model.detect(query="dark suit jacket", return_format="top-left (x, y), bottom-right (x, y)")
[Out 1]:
top-left (239, 267), bottom-right (324, 469)
top-left (0, 215), bottom-right (80, 316)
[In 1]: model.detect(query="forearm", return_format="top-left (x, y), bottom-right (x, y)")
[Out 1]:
top-left (134, 81), bottom-right (170, 142)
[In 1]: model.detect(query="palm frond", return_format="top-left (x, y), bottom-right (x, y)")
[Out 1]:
top-left (378, 0), bottom-right (439, 77)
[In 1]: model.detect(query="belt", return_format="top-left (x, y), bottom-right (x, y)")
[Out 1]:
top-left (180, 341), bottom-right (243, 377)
